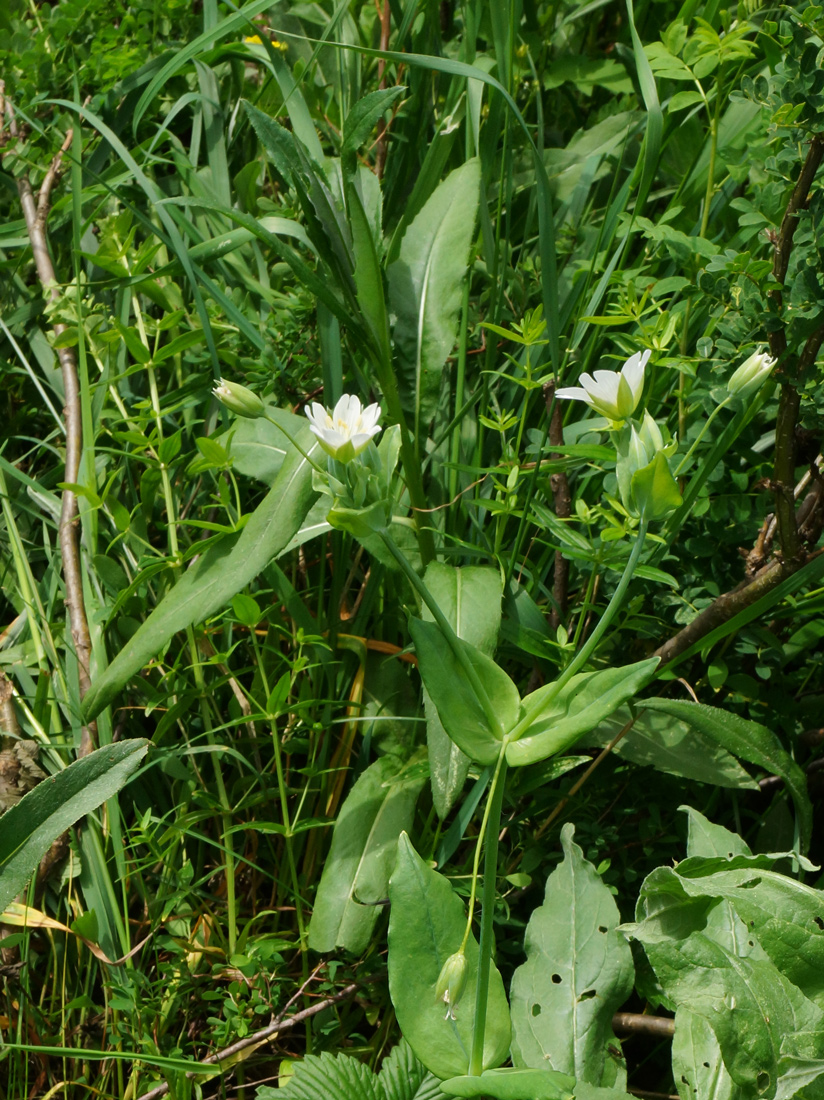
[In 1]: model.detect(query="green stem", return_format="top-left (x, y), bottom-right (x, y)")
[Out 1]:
top-left (187, 627), bottom-right (237, 956)
top-left (508, 519), bottom-right (648, 742)
top-left (673, 398), bottom-right (729, 477)
top-left (469, 754), bottom-right (508, 1076)
top-left (460, 747), bottom-right (507, 953)
top-left (379, 531), bottom-right (505, 738)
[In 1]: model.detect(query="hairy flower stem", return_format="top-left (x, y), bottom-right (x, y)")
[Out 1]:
top-left (469, 754), bottom-right (508, 1077)
top-left (379, 531), bottom-right (505, 738)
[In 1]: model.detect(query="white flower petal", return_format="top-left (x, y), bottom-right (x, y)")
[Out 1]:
top-left (621, 349), bottom-right (649, 403)
top-left (555, 386), bottom-right (592, 403)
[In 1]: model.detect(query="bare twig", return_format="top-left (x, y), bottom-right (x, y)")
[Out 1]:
top-left (654, 478), bottom-right (824, 668)
top-left (133, 979), bottom-right (360, 1100)
top-left (3, 96), bottom-right (96, 755)
top-left (613, 1012), bottom-right (675, 1039)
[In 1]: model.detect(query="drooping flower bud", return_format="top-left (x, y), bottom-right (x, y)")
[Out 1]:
top-left (435, 951), bottom-right (468, 1021)
top-left (212, 379), bottom-right (265, 419)
top-left (727, 349), bottom-right (775, 402)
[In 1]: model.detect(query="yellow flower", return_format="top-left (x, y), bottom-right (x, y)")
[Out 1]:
top-left (244, 35), bottom-right (288, 51)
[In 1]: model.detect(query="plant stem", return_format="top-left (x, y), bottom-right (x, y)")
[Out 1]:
top-left (460, 746), bottom-right (507, 953)
top-left (508, 519), bottom-right (648, 741)
top-left (379, 531), bottom-right (505, 738)
top-left (468, 753), bottom-right (507, 1076)
top-left (673, 397), bottom-right (729, 477)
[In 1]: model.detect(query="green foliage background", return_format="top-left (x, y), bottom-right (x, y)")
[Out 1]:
top-left (1, 0), bottom-right (824, 1095)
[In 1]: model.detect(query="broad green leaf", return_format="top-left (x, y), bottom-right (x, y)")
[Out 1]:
top-left (217, 404), bottom-right (307, 484)
top-left (642, 700), bottom-right (812, 850)
top-left (0, 741), bottom-right (149, 913)
top-left (256, 1050), bottom-right (381, 1100)
top-left (409, 618), bottom-right (519, 766)
top-left (388, 833), bottom-right (510, 1079)
top-left (308, 754), bottom-right (426, 954)
top-left (440, 1067), bottom-right (575, 1099)
top-left (631, 923), bottom-right (824, 1100)
top-left (83, 428), bottom-right (320, 720)
top-left (667, 859), bottom-right (824, 1008)
top-left (672, 1007), bottom-right (735, 1100)
top-left (510, 824), bottom-right (634, 1084)
top-left (257, 1039), bottom-right (442, 1100)
top-left (388, 159), bottom-right (481, 427)
top-left (682, 806), bottom-right (753, 859)
top-left (377, 1038), bottom-right (447, 1100)
top-left (590, 708), bottom-right (758, 790)
top-left (507, 659), bottom-right (659, 768)
top-left (421, 564), bottom-right (504, 818)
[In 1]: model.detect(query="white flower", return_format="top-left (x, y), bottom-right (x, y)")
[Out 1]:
top-left (727, 349), bottom-right (775, 401)
top-left (556, 349), bottom-right (650, 422)
top-left (305, 393), bottom-right (382, 463)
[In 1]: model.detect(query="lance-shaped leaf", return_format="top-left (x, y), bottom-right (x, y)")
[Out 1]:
top-left (409, 617), bottom-right (518, 766)
top-left (388, 833), bottom-right (510, 1080)
top-left (308, 753), bottom-right (426, 954)
top-left (421, 564), bottom-right (504, 819)
top-left (510, 823), bottom-right (634, 1084)
top-left (506, 659), bottom-right (659, 767)
top-left (0, 741), bottom-right (149, 913)
top-left (83, 429), bottom-right (320, 720)
top-left (641, 699), bottom-right (811, 850)
top-left (589, 708), bottom-right (758, 790)
top-left (388, 158), bottom-right (481, 427)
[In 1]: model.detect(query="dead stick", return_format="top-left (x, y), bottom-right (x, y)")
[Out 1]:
top-left (4, 98), bottom-right (96, 755)
top-left (613, 1012), bottom-right (675, 1039)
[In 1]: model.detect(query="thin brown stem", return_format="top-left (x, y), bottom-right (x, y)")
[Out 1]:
top-left (4, 100), bottom-right (96, 755)
top-left (768, 134), bottom-right (824, 561)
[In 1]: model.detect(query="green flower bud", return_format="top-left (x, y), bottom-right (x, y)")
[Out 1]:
top-left (212, 379), bottom-right (265, 419)
top-left (727, 350), bottom-right (775, 402)
top-left (435, 950), bottom-right (467, 1021)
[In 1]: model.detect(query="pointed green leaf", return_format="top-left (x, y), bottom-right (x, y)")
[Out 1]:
top-left (388, 159), bottom-right (481, 427)
top-left (590, 708), bottom-right (758, 790)
top-left (421, 564), bottom-right (504, 819)
top-left (0, 741), bottom-right (149, 913)
top-left (346, 177), bottom-right (391, 366)
top-left (641, 700), bottom-right (811, 850)
top-left (83, 429), bottom-right (320, 720)
top-left (409, 618), bottom-right (518, 766)
top-left (631, 452), bottom-right (682, 520)
top-left (308, 754), bottom-right (425, 954)
top-left (510, 823), bottom-right (634, 1084)
top-left (507, 659), bottom-right (659, 768)
top-left (388, 833), bottom-right (511, 1079)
